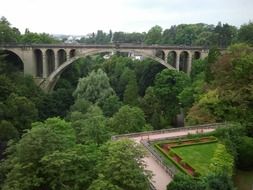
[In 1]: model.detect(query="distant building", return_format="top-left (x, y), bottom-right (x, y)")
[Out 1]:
top-left (128, 52), bottom-right (144, 61)
top-left (64, 36), bottom-right (79, 44)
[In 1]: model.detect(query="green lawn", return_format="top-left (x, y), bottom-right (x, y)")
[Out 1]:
top-left (172, 142), bottom-right (218, 175)
top-left (234, 170), bottom-right (253, 190)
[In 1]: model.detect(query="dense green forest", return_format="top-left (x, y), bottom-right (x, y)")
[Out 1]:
top-left (0, 16), bottom-right (253, 189)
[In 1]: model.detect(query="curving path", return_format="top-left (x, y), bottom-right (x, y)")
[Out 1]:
top-left (129, 128), bottom-right (216, 190)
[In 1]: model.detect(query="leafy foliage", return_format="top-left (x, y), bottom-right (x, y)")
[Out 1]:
top-left (167, 174), bottom-right (205, 190)
top-left (238, 21), bottom-right (253, 45)
top-left (237, 136), bottom-right (253, 170)
top-left (96, 139), bottom-right (151, 190)
top-left (154, 69), bottom-right (190, 123)
top-left (0, 118), bottom-right (76, 190)
top-left (73, 68), bottom-right (115, 104)
top-left (209, 144), bottom-right (234, 176)
top-left (70, 105), bottom-right (111, 145)
top-left (109, 105), bottom-right (147, 134)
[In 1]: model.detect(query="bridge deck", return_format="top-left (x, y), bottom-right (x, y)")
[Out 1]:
top-left (0, 43), bottom-right (208, 50)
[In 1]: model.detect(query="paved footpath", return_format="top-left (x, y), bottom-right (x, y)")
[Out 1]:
top-left (130, 128), bottom-right (215, 190)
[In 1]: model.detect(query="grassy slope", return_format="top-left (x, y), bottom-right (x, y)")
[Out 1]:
top-left (234, 170), bottom-right (253, 190)
top-left (172, 142), bottom-right (218, 175)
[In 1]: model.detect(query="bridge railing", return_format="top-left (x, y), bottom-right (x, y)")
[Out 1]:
top-left (111, 123), bottom-right (224, 140)
top-left (0, 43), bottom-right (209, 50)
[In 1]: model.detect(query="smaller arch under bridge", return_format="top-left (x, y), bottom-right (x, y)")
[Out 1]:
top-left (0, 44), bottom-right (209, 92)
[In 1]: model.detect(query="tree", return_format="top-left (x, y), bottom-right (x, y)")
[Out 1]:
top-left (96, 139), bottom-right (151, 190)
top-left (185, 90), bottom-right (220, 125)
top-left (0, 120), bottom-right (19, 159)
top-left (238, 21), bottom-right (253, 45)
top-left (20, 29), bottom-right (59, 44)
top-left (161, 26), bottom-right (176, 44)
top-left (205, 47), bottom-right (221, 83)
top-left (0, 17), bottom-right (20, 43)
top-left (71, 105), bottom-right (111, 145)
top-left (140, 87), bottom-right (167, 129)
top-left (123, 71), bottom-right (139, 106)
top-left (154, 69), bottom-right (190, 123)
top-left (135, 59), bottom-right (164, 96)
top-left (88, 175), bottom-right (122, 190)
top-left (73, 69), bottom-right (115, 105)
top-left (39, 88), bottom-right (74, 119)
top-left (145, 25), bottom-right (163, 44)
top-left (0, 75), bottom-right (15, 101)
top-left (167, 174), bottom-right (205, 190)
top-left (5, 93), bottom-right (38, 133)
top-left (237, 136), bottom-right (253, 170)
top-left (206, 172), bottom-right (235, 190)
top-left (0, 118), bottom-right (76, 190)
top-left (0, 120), bottom-right (18, 142)
top-left (110, 105), bottom-right (146, 134)
top-left (40, 144), bottom-right (100, 190)
top-left (211, 44), bottom-right (253, 124)
top-left (117, 67), bottom-right (133, 99)
top-left (101, 95), bottom-right (122, 117)
top-left (212, 22), bottom-right (237, 47)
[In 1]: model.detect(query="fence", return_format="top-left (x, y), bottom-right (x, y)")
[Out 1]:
top-left (112, 123), bottom-right (224, 140)
top-left (141, 140), bottom-right (176, 178)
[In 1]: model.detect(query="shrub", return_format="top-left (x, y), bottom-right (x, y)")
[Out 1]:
top-left (169, 151), bottom-right (175, 157)
top-left (209, 144), bottom-right (234, 176)
top-left (237, 136), bottom-right (253, 170)
top-left (167, 174), bottom-right (205, 190)
top-left (180, 160), bottom-right (186, 166)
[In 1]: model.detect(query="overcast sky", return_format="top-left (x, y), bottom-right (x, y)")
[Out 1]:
top-left (1, 0), bottom-right (253, 35)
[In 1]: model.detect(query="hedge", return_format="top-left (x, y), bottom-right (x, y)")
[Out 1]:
top-left (154, 136), bottom-right (218, 177)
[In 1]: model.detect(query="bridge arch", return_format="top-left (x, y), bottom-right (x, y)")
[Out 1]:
top-left (155, 49), bottom-right (165, 60)
top-left (167, 51), bottom-right (177, 67)
top-left (34, 49), bottom-right (43, 77)
top-left (179, 51), bottom-right (190, 72)
top-left (43, 49), bottom-right (175, 92)
top-left (0, 50), bottom-right (24, 73)
top-left (57, 49), bottom-right (67, 66)
top-left (46, 49), bottom-right (55, 75)
top-left (193, 51), bottom-right (201, 59)
top-left (69, 49), bottom-right (76, 58)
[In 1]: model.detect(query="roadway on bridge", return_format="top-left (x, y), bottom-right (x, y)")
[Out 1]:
top-left (129, 128), bottom-right (215, 190)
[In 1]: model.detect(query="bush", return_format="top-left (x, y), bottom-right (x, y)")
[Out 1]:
top-left (169, 151), bottom-right (175, 157)
top-left (167, 174), bottom-right (205, 190)
top-left (209, 144), bottom-right (234, 176)
top-left (206, 171), bottom-right (235, 190)
top-left (237, 136), bottom-right (253, 170)
top-left (0, 120), bottom-right (19, 142)
top-left (214, 123), bottom-right (246, 160)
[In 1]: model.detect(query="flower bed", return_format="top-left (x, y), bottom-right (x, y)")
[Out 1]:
top-left (154, 136), bottom-right (218, 176)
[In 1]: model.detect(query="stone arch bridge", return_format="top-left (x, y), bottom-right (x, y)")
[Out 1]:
top-left (0, 44), bottom-right (209, 92)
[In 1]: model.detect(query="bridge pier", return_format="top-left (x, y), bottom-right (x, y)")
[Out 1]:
top-left (176, 52), bottom-right (180, 71)
top-left (187, 53), bottom-right (192, 75)
top-left (54, 50), bottom-right (59, 70)
top-left (42, 52), bottom-right (48, 78)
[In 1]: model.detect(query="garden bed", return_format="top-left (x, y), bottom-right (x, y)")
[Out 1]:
top-left (154, 136), bottom-right (218, 176)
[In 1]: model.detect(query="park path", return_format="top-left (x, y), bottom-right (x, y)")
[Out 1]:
top-left (130, 128), bottom-right (215, 190)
